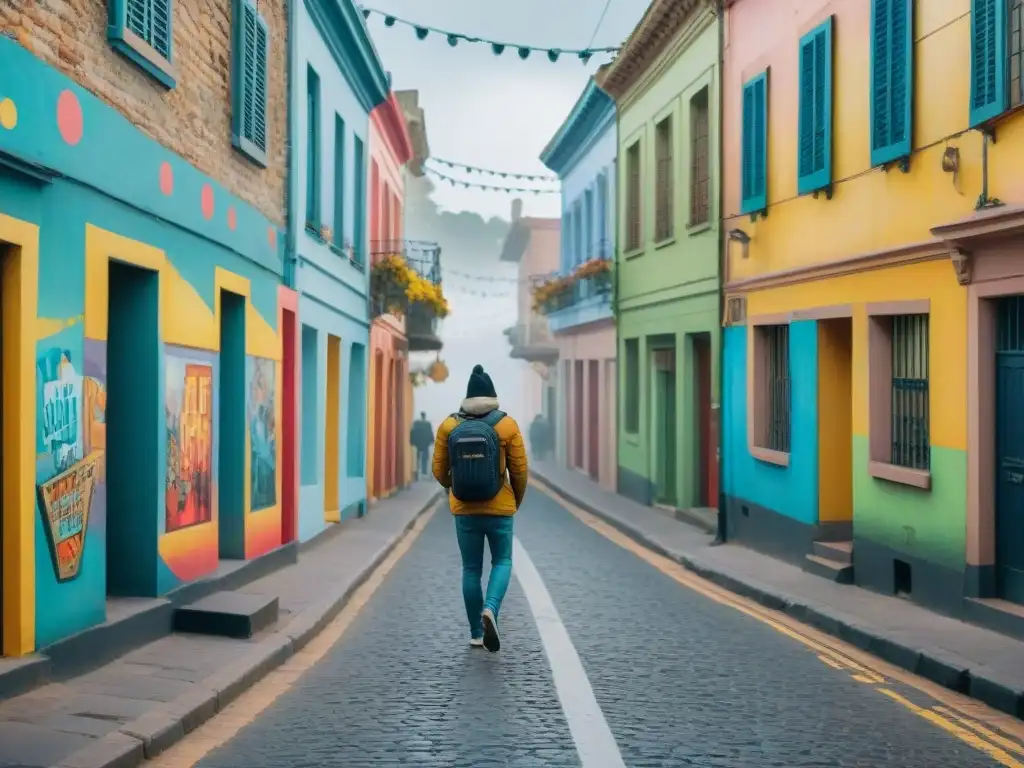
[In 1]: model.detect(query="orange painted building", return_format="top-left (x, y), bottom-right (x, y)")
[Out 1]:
top-left (367, 93), bottom-right (414, 500)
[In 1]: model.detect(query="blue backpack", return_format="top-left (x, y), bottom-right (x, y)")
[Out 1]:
top-left (447, 410), bottom-right (506, 502)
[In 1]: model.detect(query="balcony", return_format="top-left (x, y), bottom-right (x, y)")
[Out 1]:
top-left (535, 242), bottom-right (614, 334)
top-left (505, 318), bottom-right (558, 364)
top-left (368, 240), bottom-right (445, 352)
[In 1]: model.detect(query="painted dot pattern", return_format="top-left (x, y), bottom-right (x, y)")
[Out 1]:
top-left (159, 162), bottom-right (174, 196)
top-left (57, 89), bottom-right (83, 146)
top-left (228, 206), bottom-right (237, 231)
top-left (0, 98), bottom-right (17, 130)
top-left (201, 184), bottom-right (215, 220)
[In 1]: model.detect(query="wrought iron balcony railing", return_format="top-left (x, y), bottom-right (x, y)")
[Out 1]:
top-left (369, 239), bottom-right (442, 285)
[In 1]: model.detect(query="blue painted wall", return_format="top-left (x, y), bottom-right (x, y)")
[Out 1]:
top-left (721, 322), bottom-right (819, 525)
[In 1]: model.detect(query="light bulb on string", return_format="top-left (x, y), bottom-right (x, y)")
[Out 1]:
top-left (415, 26), bottom-right (428, 40)
top-left (384, 14), bottom-right (395, 25)
top-left (517, 47), bottom-right (531, 60)
top-left (447, 34), bottom-right (459, 46)
top-left (547, 49), bottom-right (560, 62)
top-left (491, 43), bottom-right (505, 55)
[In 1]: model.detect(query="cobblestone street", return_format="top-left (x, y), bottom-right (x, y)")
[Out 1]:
top-left (187, 489), bottom-right (1021, 768)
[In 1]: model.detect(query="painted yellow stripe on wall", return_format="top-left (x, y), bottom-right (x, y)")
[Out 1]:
top-left (745, 259), bottom-right (966, 450)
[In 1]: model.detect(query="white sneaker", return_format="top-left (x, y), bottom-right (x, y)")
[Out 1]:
top-left (481, 608), bottom-right (500, 652)
top-left (469, 637), bottom-right (484, 648)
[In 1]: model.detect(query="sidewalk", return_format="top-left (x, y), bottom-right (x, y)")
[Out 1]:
top-left (532, 462), bottom-right (1024, 721)
top-left (0, 483), bottom-right (441, 768)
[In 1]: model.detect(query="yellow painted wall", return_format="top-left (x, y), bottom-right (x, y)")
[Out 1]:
top-left (745, 260), bottom-right (966, 451)
top-left (324, 334), bottom-right (341, 520)
top-left (725, 0), bottom-right (1024, 283)
top-left (817, 318), bottom-right (853, 522)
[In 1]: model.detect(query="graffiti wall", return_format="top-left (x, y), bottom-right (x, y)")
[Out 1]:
top-left (247, 356), bottom-right (277, 512)
top-left (165, 350), bottom-right (214, 532)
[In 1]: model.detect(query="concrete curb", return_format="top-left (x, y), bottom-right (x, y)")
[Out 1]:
top-left (53, 491), bottom-right (443, 768)
top-left (533, 470), bottom-right (1024, 722)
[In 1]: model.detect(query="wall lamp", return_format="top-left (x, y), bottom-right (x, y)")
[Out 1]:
top-left (728, 228), bottom-right (751, 259)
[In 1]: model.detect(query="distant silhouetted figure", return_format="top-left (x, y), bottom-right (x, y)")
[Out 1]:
top-left (528, 413), bottom-right (551, 462)
top-left (410, 412), bottom-right (434, 480)
top-left (433, 364), bottom-right (528, 653)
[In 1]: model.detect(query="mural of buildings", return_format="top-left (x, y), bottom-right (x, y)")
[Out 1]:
top-left (539, 75), bottom-right (618, 492)
top-left (0, 0), bottom-right (294, 656)
top-left (367, 94), bottom-right (414, 501)
top-left (500, 200), bottom-right (560, 427)
top-left (720, 0), bottom-right (1024, 630)
top-left (598, 0), bottom-right (721, 513)
top-left (292, 0), bottom-right (388, 541)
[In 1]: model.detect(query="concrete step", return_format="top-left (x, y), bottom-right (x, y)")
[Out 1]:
top-left (173, 591), bottom-right (279, 639)
top-left (812, 540), bottom-right (853, 565)
top-left (803, 554), bottom-right (854, 585)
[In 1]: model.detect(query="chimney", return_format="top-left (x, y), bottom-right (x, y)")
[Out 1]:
top-left (511, 198), bottom-right (523, 222)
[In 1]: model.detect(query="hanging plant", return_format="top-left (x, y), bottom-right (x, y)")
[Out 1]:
top-left (370, 253), bottom-right (415, 316)
top-left (531, 274), bottom-right (574, 314)
top-left (406, 273), bottom-right (450, 318)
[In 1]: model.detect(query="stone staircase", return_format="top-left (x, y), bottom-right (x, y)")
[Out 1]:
top-left (803, 540), bottom-right (854, 584)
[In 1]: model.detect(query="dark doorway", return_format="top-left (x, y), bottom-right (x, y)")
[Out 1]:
top-left (693, 333), bottom-right (712, 506)
top-left (996, 296), bottom-right (1024, 605)
top-left (373, 350), bottom-right (385, 497)
top-left (588, 360), bottom-right (599, 480)
top-left (0, 244), bottom-right (5, 644)
top-left (106, 261), bottom-right (160, 596)
top-left (218, 290), bottom-right (246, 560)
top-left (652, 345), bottom-right (676, 507)
top-left (281, 307), bottom-right (297, 544)
top-left (574, 360), bottom-right (584, 470)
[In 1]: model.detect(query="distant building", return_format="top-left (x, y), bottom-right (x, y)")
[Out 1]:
top-left (539, 76), bottom-right (618, 490)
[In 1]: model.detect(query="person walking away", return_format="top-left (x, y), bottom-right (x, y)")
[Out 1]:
top-left (410, 412), bottom-right (434, 480)
top-left (528, 413), bottom-right (549, 462)
top-left (433, 364), bottom-right (528, 652)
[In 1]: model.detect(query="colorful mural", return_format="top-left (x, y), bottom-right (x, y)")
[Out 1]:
top-left (248, 356), bottom-right (277, 511)
top-left (165, 351), bottom-right (214, 533)
top-left (34, 345), bottom-right (107, 586)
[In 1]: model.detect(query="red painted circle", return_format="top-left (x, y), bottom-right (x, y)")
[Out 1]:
top-left (201, 184), bottom-right (215, 220)
top-left (159, 162), bottom-right (174, 196)
top-left (227, 206), bottom-right (237, 231)
top-left (267, 227), bottom-right (277, 248)
top-left (57, 89), bottom-right (83, 146)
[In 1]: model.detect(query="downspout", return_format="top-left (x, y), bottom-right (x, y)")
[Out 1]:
top-left (283, 0), bottom-right (299, 289)
top-left (714, 0), bottom-right (727, 543)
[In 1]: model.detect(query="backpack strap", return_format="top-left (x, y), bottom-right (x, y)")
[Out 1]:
top-left (480, 410), bottom-right (505, 427)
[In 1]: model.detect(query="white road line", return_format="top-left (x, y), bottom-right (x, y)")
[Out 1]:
top-left (512, 536), bottom-right (627, 768)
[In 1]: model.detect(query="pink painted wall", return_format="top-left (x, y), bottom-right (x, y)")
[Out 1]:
top-left (514, 218), bottom-right (560, 427)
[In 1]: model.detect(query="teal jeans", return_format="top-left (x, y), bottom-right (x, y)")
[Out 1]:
top-left (454, 514), bottom-right (514, 638)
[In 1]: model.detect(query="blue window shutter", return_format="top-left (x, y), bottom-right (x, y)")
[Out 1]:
top-left (797, 17), bottom-right (833, 195)
top-left (870, 0), bottom-right (914, 166)
top-left (740, 72), bottom-right (768, 215)
top-left (334, 116), bottom-right (346, 247)
top-left (970, 0), bottom-right (1007, 127)
top-left (230, 0), bottom-right (268, 165)
top-left (252, 14), bottom-right (269, 154)
top-left (306, 69), bottom-right (320, 227)
top-left (151, 0), bottom-right (172, 59)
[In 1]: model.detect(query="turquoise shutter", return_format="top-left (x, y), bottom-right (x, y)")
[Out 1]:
top-left (231, 0), bottom-right (268, 165)
top-left (252, 14), bottom-right (269, 153)
top-left (870, 0), bottom-right (913, 166)
top-left (150, 0), bottom-right (171, 59)
top-left (797, 17), bottom-right (833, 195)
top-left (969, 0), bottom-right (1007, 127)
top-left (740, 72), bottom-right (767, 215)
top-left (125, 0), bottom-right (149, 40)
top-left (334, 116), bottom-right (346, 247)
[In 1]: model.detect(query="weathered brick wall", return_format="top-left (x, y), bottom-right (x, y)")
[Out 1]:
top-left (0, 0), bottom-right (288, 227)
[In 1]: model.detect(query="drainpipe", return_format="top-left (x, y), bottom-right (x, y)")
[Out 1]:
top-left (714, 0), bottom-right (727, 544)
top-left (283, 0), bottom-right (299, 289)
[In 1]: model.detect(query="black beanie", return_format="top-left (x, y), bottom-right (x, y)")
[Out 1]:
top-left (466, 364), bottom-right (497, 399)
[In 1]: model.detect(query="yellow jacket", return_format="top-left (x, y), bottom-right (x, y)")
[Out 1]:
top-left (432, 397), bottom-right (528, 515)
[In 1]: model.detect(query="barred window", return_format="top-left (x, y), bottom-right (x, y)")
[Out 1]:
top-left (626, 141), bottom-right (641, 251)
top-left (689, 87), bottom-right (710, 226)
top-left (1011, 0), bottom-right (1024, 108)
top-left (655, 116), bottom-right (674, 242)
top-left (757, 324), bottom-right (790, 453)
top-left (624, 338), bottom-right (640, 433)
top-left (891, 314), bottom-right (930, 470)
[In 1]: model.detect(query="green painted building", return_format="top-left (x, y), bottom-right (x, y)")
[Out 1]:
top-left (597, 0), bottom-right (721, 510)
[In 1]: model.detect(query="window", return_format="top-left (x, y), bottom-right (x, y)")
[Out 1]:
top-left (585, 188), bottom-right (594, 259)
top-left (347, 343), bottom-right (366, 476)
top-left (300, 324), bottom-right (318, 485)
top-left (333, 115), bottom-right (346, 248)
top-left (753, 324), bottom-right (790, 454)
top-left (383, 184), bottom-right (392, 244)
top-left (231, 0), bottom-right (269, 166)
top-left (353, 135), bottom-right (366, 267)
top-left (797, 17), bottom-right (834, 196)
top-left (890, 315), bottom-right (930, 470)
top-left (305, 67), bottom-right (321, 229)
top-left (573, 201), bottom-right (583, 265)
top-left (369, 161), bottom-right (380, 249)
top-left (624, 338), bottom-right (640, 433)
top-left (597, 172), bottom-right (608, 252)
top-left (393, 194), bottom-right (402, 240)
top-left (867, 303), bottom-right (931, 487)
top-left (1013, 0), bottom-right (1024, 109)
top-left (107, 0), bottom-right (176, 87)
top-left (689, 87), bottom-right (710, 226)
top-left (655, 116), bottom-right (674, 242)
top-left (971, 0), bottom-right (1014, 125)
top-left (870, 0), bottom-right (913, 166)
top-left (626, 141), bottom-right (641, 252)
top-left (740, 72), bottom-right (768, 215)
top-left (562, 211), bottom-right (573, 270)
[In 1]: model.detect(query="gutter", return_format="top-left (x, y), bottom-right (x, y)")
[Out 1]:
top-left (715, 0), bottom-right (727, 542)
top-left (284, 0), bottom-right (299, 290)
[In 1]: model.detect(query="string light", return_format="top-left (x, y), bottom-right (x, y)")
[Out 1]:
top-left (426, 166), bottom-right (560, 194)
top-left (431, 157), bottom-right (557, 182)
top-left (359, 6), bottom-right (618, 64)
